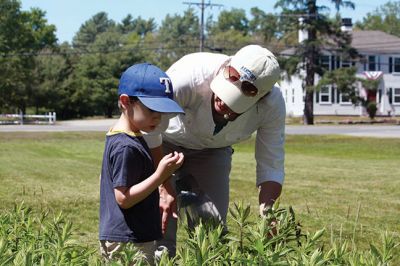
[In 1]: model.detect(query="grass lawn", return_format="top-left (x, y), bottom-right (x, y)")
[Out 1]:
top-left (0, 131), bottom-right (399, 256)
top-left (286, 115), bottom-right (400, 125)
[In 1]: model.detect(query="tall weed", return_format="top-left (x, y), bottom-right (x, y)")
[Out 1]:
top-left (0, 202), bottom-right (100, 265)
top-left (0, 202), bottom-right (398, 265)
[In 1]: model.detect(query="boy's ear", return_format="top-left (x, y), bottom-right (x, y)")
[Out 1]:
top-left (119, 94), bottom-right (130, 108)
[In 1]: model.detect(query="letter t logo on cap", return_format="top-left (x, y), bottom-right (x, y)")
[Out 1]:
top-left (160, 77), bottom-right (172, 94)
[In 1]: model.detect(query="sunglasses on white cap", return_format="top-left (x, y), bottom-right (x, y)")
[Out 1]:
top-left (223, 65), bottom-right (258, 97)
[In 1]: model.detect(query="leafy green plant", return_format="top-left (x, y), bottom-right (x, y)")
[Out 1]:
top-left (171, 202), bottom-right (399, 265)
top-left (0, 202), bottom-right (101, 265)
top-left (1, 201), bottom-right (398, 265)
top-left (366, 102), bottom-right (378, 119)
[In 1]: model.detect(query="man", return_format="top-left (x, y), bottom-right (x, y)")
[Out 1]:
top-left (145, 45), bottom-right (285, 256)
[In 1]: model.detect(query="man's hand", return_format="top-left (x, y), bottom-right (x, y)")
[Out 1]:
top-left (159, 183), bottom-right (178, 234)
top-left (259, 181), bottom-right (282, 215)
top-left (260, 203), bottom-right (278, 237)
top-left (259, 181), bottom-right (282, 237)
top-left (151, 145), bottom-right (180, 234)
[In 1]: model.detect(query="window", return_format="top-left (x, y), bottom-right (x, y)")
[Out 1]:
top-left (368, 55), bottom-right (376, 71)
top-left (292, 88), bottom-right (295, 103)
top-left (340, 92), bottom-right (351, 103)
top-left (285, 89), bottom-right (287, 103)
top-left (395, 58), bottom-right (400, 73)
top-left (321, 55), bottom-right (330, 70)
top-left (341, 59), bottom-right (351, 68)
top-left (394, 88), bottom-right (400, 104)
top-left (319, 86), bottom-right (331, 103)
top-left (389, 57), bottom-right (400, 73)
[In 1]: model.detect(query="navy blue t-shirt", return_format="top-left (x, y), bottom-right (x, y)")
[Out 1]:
top-left (99, 132), bottom-right (162, 243)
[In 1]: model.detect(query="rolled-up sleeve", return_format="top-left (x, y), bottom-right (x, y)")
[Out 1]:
top-left (255, 90), bottom-right (286, 186)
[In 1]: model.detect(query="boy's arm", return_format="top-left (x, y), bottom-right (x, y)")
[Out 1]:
top-left (114, 172), bottom-right (165, 209)
top-left (114, 152), bottom-right (183, 209)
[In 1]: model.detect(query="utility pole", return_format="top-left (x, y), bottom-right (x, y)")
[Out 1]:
top-left (183, 0), bottom-right (223, 52)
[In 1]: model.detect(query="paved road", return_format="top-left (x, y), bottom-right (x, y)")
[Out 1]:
top-left (0, 119), bottom-right (399, 138)
top-left (0, 119), bottom-right (117, 132)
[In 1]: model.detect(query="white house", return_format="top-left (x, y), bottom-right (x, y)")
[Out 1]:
top-left (280, 19), bottom-right (400, 117)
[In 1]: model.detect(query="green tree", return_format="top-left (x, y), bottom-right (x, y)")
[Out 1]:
top-left (316, 66), bottom-right (359, 108)
top-left (74, 29), bottom-right (147, 118)
top-left (70, 13), bottom-right (158, 118)
top-left (206, 29), bottom-right (252, 55)
top-left (208, 8), bottom-right (249, 35)
top-left (275, 0), bottom-right (355, 124)
top-left (156, 8), bottom-right (200, 69)
top-left (355, 1), bottom-right (400, 37)
top-left (206, 8), bottom-right (252, 54)
top-left (72, 12), bottom-right (116, 49)
top-left (249, 7), bottom-right (279, 42)
top-left (0, 0), bottom-right (56, 114)
top-left (32, 43), bottom-right (83, 119)
top-left (331, 0), bottom-right (355, 13)
top-left (118, 15), bottom-right (156, 36)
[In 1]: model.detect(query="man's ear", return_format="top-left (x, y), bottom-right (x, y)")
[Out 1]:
top-left (119, 94), bottom-right (130, 109)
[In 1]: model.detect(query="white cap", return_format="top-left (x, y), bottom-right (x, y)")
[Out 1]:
top-left (210, 45), bottom-right (280, 113)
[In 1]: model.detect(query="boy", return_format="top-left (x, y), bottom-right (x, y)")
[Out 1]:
top-left (99, 63), bottom-right (184, 263)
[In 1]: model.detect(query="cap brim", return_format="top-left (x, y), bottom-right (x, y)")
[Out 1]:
top-left (210, 72), bottom-right (259, 114)
top-left (138, 97), bottom-right (185, 114)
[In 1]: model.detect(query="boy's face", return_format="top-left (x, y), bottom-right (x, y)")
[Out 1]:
top-left (129, 100), bottom-right (162, 133)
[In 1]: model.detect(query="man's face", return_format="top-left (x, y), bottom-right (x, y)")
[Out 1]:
top-left (213, 94), bottom-right (239, 120)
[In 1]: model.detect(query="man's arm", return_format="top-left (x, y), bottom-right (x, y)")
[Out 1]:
top-left (255, 87), bottom-right (286, 216)
top-left (150, 145), bottom-right (177, 234)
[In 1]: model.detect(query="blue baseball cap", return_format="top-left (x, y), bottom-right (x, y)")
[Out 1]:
top-left (118, 63), bottom-right (184, 114)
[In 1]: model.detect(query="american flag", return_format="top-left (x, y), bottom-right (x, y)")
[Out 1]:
top-left (363, 71), bottom-right (383, 80)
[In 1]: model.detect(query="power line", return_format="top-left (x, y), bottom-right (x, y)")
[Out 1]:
top-left (0, 44), bottom-right (202, 58)
top-left (183, 0), bottom-right (223, 52)
top-left (2, 33), bottom-right (400, 58)
top-left (3, 43), bottom-right (400, 62)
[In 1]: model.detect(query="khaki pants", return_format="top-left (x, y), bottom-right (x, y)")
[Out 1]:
top-left (157, 141), bottom-right (232, 257)
top-left (100, 240), bottom-right (163, 265)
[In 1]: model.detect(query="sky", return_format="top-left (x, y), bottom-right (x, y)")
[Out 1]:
top-left (20, 0), bottom-right (383, 44)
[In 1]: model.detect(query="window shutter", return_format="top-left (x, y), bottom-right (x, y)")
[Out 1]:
top-left (378, 90), bottom-right (382, 103)
top-left (389, 57), bottom-right (393, 73)
top-left (331, 55), bottom-right (335, 70)
top-left (336, 88), bottom-right (340, 103)
top-left (378, 56), bottom-right (381, 71)
top-left (388, 88), bottom-right (393, 104)
top-left (363, 56), bottom-right (366, 71)
top-left (316, 92), bottom-right (319, 103)
top-left (331, 87), bottom-right (335, 103)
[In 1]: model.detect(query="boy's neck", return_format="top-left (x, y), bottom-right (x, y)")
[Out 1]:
top-left (112, 113), bottom-right (139, 133)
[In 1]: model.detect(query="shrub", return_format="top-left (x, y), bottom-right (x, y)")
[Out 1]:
top-left (366, 102), bottom-right (378, 119)
top-left (169, 202), bottom-right (399, 265)
top-left (1, 202), bottom-right (398, 265)
top-left (0, 202), bottom-right (101, 265)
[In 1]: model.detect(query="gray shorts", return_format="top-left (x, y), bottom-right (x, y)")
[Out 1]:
top-left (157, 141), bottom-right (233, 256)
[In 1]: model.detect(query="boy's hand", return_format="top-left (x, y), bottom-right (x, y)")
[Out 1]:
top-left (156, 152), bottom-right (184, 181)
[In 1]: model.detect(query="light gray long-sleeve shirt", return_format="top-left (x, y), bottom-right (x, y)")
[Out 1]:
top-left (144, 52), bottom-right (286, 186)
